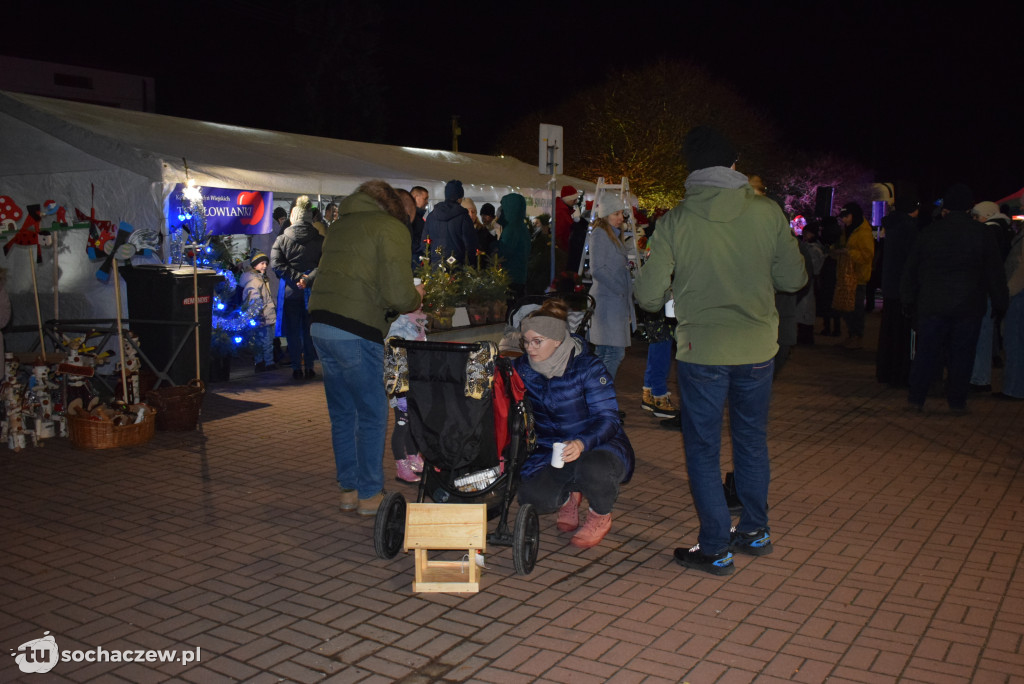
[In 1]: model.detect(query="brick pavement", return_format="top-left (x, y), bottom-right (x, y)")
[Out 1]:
top-left (2, 311), bottom-right (1023, 683)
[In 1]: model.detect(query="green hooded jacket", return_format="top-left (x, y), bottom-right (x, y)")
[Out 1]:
top-left (309, 192), bottom-right (421, 342)
top-left (634, 168), bottom-right (807, 365)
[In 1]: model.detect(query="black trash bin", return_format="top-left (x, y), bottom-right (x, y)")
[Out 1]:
top-left (121, 265), bottom-right (222, 386)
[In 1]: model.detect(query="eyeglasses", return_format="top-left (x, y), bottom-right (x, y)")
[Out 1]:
top-left (521, 335), bottom-right (551, 349)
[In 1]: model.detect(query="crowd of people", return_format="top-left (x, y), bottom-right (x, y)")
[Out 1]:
top-left (237, 124), bottom-right (1022, 573)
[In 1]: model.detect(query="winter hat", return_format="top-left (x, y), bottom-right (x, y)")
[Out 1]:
top-left (683, 125), bottom-right (738, 171)
top-left (597, 194), bottom-right (625, 218)
top-left (290, 195), bottom-right (313, 224)
top-left (250, 251), bottom-right (269, 268)
top-left (972, 201), bottom-right (1000, 221)
top-left (559, 185), bottom-right (580, 199)
top-left (480, 202), bottom-right (496, 217)
top-left (942, 183), bottom-right (974, 212)
top-left (273, 207), bottom-right (288, 222)
top-left (444, 180), bottom-right (465, 201)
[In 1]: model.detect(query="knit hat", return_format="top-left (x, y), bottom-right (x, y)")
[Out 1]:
top-left (683, 125), bottom-right (738, 171)
top-left (559, 185), bottom-right (580, 199)
top-left (597, 194), bottom-right (625, 218)
top-left (290, 195), bottom-right (312, 224)
top-left (480, 202), bottom-right (496, 217)
top-left (942, 183), bottom-right (974, 212)
top-left (972, 201), bottom-right (1000, 221)
top-left (250, 251), bottom-right (269, 268)
top-left (444, 180), bottom-right (465, 201)
top-left (273, 207), bottom-right (288, 222)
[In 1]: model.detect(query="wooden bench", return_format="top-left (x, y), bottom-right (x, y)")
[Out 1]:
top-left (404, 503), bottom-right (487, 593)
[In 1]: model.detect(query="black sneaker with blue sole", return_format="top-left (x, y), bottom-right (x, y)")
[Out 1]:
top-left (674, 545), bottom-right (735, 576)
top-left (729, 527), bottom-right (773, 556)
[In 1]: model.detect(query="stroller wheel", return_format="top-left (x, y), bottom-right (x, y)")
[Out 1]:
top-left (374, 492), bottom-right (407, 560)
top-left (513, 503), bottom-right (540, 575)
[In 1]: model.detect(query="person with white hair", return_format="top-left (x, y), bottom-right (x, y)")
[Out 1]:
top-left (271, 195), bottom-right (324, 380)
top-left (969, 200), bottom-right (1015, 391)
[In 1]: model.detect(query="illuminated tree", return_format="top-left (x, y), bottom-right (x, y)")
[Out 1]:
top-left (496, 60), bottom-right (782, 210)
top-left (773, 153), bottom-right (875, 219)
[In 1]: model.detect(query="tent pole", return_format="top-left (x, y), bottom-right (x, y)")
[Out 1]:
top-left (29, 250), bottom-right (46, 362)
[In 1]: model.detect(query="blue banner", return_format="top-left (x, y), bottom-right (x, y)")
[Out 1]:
top-left (168, 184), bottom-right (274, 235)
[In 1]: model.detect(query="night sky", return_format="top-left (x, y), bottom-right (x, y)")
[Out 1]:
top-left (6, 0), bottom-right (1023, 202)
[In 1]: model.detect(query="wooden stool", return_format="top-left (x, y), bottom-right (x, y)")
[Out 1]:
top-left (404, 503), bottom-right (487, 593)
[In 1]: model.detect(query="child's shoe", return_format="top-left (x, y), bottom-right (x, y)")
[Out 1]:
top-left (406, 453), bottom-right (424, 473)
top-left (395, 458), bottom-right (421, 483)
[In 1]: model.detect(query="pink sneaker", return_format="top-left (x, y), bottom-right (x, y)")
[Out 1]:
top-left (406, 453), bottom-right (424, 473)
top-left (556, 492), bottom-right (582, 532)
top-left (395, 458), bottom-right (421, 483)
top-left (570, 511), bottom-right (612, 549)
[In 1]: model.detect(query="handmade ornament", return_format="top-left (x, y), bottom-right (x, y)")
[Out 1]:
top-left (0, 195), bottom-right (24, 233)
top-left (3, 204), bottom-right (43, 263)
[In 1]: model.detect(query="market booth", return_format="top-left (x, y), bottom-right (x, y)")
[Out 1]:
top-left (0, 89), bottom-right (592, 331)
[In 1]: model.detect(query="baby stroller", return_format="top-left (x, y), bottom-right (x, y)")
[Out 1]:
top-left (374, 339), bottom-right (540, 575)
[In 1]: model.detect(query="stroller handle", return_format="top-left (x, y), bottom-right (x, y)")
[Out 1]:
top-left (388, 339), bottom-right (487, 353)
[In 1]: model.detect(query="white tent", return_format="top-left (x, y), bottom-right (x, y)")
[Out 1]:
top-left (0, 90), bottom-right (590, 325)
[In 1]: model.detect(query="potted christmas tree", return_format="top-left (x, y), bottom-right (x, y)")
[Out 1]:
top-left (414, 259), bottom-right (462, 331)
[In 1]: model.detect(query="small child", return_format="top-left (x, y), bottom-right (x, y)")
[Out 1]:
top-left (241, 252), bottom-right (278, 372)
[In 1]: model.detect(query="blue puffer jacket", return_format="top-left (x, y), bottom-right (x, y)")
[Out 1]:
top-left (513, 336), bottom-right (635, 482)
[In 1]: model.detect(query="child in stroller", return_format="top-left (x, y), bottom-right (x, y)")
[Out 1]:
top-left (375, 338), bottom-right (540, 575)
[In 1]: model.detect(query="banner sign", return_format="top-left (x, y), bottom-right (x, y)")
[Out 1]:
top-left (168, 185), bottom-right (273, 236)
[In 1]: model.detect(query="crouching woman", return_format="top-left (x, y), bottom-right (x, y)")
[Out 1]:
top-left (513, 299), bottom-right (635, 548)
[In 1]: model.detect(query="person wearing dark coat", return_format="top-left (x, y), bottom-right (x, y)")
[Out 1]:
top-left (875, 192), bottom-right (920, 386)
top-left (271, 195), bottom-right (324, 380)
top-left (421, 180), bottom-right (478, 267)
top-left (901, 183), bottom-right (1009, 412)
top-left (514, 299), bottom-right (635, 550)
top-left (409, 186), bottom-right (429, 271)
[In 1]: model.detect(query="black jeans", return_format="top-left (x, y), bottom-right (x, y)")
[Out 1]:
top-left (518, 449), bottom-right (625, 515)
top-left (908, 314), bottom-right (983, 409)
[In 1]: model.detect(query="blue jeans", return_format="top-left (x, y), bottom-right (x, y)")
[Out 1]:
top-left (908, 314), bottom-right (983, 409)
top-left (1004, 293), bottom-right (1024, 398)
top-left (970, 300), bottom-right (993, 386)
top-left (284, 299), bottom-right (315, 371)
top-left (644, 340), bottom-right (673, 396)
top-left (253, 324), bottom-right (274, 365)
top-left (594, 345), bottom-right (626, 380)
top-left (311, 326), bottom-right (387, 499)
top-left (676, 360), bottom-right (774, 554)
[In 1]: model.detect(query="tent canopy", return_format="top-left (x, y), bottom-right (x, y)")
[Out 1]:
top-left (0, 90), bottom-right (592, 201)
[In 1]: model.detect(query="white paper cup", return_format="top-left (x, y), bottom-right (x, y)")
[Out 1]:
top-left (551, 442), bottom-right (566, 468)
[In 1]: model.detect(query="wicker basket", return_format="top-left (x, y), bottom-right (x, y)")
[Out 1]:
top-left (145, 380), bottom-right (205, 432)
top-left (67, 411), bottom-right (157, 450)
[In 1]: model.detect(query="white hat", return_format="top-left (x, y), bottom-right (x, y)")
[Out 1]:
top-left (597, 194), bottom-right (625, 218)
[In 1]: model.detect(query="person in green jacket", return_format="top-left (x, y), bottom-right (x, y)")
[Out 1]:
top-left (309, 181), bottom-right (424, 516)
top-left (634, 126), bottom-right (807, 576)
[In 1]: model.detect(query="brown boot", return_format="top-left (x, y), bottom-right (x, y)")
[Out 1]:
top-left (556, 492), bottom-right (582, 532)
top-left (570, 510), bottom-right (612, 549)
top-left (340, 489), bottom-right (358, 512)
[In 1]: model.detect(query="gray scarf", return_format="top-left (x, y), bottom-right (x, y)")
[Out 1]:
top-left (528, 330), bottom-right (581, 379)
